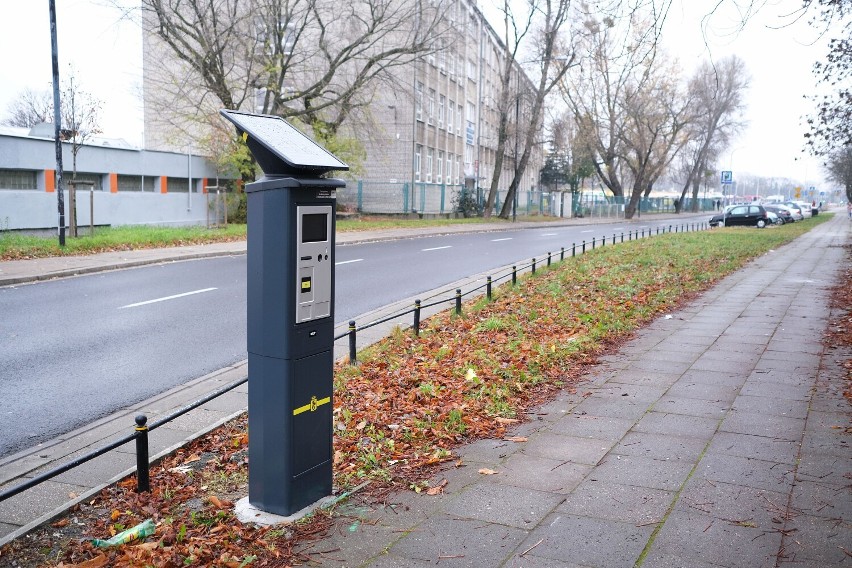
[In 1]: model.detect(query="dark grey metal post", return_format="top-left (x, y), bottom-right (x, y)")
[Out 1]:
top-left (49, 0), bottom-right (65, 247)
top-left (348, 321), bottom-right (357, 364)
top-left (134, 415), bottom-right (150, 493)
top-left (413, 300), bottom-right (421, 335)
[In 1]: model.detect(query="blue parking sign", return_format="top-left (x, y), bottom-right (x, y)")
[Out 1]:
top-left (721, 171), bottom-right (733, 183)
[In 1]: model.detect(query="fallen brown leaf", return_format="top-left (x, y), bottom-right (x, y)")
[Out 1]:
top-left (426, 479), bottom-right (448, 495)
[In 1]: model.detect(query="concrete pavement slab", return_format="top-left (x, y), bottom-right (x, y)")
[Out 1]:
top-left (548, 414), bottom-right (636, 441)
top-left (589, 454), bottom-right (695, 491)
top-left (514, 513), bottom-right (654, 568)
top-left (779, 514), bottom-right (852, 566)
top-left (675, 479), bottom-right (790, 528)
top-left (664, 380), bottom-right (742, 403)
top-left (719, 411), bottom-right (807, 440)
top-left (647, 509), bottom-right (782, 568)
top-left (520, 432), bottom-right (613, 465)
top-left (705, 431), bottom-right (800, 464)
top-left (632, 411), bottom-right (721, 439)
top-left (557, 481), bottom-right (673, 524)
top-left (497, 453), bottom-right (591, 494)
top-left (611, 431), bottom-right (708, 463)
top-left (740, 379), bottom-right (812, 401)
top-left (440, 482), bottom-right (564, 529)
top-left (693, 453), bottom-right (795, 493)
top-left (731, 394), bottom-right (809, 419)
top-left (570, 395), bottom-right (651, 420)
top-left (385, 514), bottom-right (530, 566)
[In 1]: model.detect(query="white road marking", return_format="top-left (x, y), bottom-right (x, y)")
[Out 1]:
top-left (336, 258), bottom-right (364, 265)
top-left (422, 245), bottom-right (452, 251)
top-left (541, 233), bottom-right (557, 236)
top-left (119, 288), bottom-right (217, 309)
top-left (491, 237), bottom-right (513, 242)
top-left (580, 229), bottom-right (593, 233)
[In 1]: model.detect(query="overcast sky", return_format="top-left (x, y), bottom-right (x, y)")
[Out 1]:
top-left (0, 0), bottom-right (831, 188)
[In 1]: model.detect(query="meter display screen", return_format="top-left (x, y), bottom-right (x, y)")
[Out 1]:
top-left (301, 213), bottom-right (328, 243)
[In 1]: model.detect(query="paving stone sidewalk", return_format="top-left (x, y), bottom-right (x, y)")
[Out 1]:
top-left (316, 214), bottom-right (851, 567)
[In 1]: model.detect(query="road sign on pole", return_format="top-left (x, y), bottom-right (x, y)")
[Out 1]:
top-left (721, 171), bottom-right (733, 184)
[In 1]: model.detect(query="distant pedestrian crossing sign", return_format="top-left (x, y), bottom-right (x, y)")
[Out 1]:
top-left (721, 171), bottom-right (733, 184)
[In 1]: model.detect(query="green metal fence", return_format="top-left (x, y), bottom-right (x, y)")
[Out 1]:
top-left (336, 181), bottom-right (716, 217)
top-left (337, 181), bottom-right (551, 216)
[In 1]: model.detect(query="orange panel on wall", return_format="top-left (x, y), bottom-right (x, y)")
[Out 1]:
top-left (44, 169), bottom-right (55, 192)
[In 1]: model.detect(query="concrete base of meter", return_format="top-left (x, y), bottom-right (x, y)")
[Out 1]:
top-left (247, 351), bottom-right (333, 515)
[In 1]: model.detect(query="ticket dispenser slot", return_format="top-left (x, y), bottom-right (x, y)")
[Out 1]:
top-left (220, 109), bottom-right (348, 517)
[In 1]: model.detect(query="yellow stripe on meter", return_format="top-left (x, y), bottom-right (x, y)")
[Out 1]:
top-left (293, 395), bottom-right (331, 416)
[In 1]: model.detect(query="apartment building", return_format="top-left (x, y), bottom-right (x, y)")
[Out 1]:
top-left (142, 0), bottom-right (544, 215)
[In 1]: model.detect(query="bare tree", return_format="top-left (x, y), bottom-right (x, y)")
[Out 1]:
top-left (136, 0), bottom-right (449, 153)
top-left (619, 58), bottom-right (692, 217)
top-left (559, 8), bottom-right (661, 208)
top-left (60, 70), bottom-right (103, 237)
top-left (805, 0), bottom-right (852, 155)
top-left (1, 88), bottom-right (54, 128)
top-left (675, 56), bottom-right (749, 211)
top-left (497, 0), bottom-right (584, 219)
top-left (824, 145), bottom-right (852, 202)
top-left (482, 0), bottom-right (536, 217)
top-left (1, 73), bottom-right (102, 237)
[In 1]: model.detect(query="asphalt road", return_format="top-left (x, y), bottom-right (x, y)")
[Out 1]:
top-left (0, 218), bottom-right (682, 458)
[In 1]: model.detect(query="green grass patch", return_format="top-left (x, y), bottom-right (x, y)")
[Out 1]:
top-left (0, 224), bottom-right (248, 260)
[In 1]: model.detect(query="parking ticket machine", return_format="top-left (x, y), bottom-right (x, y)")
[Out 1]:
top-left (220, 110), bottom-right (348, 515)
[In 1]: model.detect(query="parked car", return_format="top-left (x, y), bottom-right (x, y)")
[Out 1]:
top-left (709, 204), bottom-right (736, 227)
top-left (786, 202), bottom-right (810, 219)
top-left (711, 204), bottom-right (772, 228)
top-left (763, 204), bottom-right (794, 224)
top-left (765, 210), bottom-right (781, 225)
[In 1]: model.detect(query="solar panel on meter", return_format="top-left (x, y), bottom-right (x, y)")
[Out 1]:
top-left (219, 110), bottom-right (349, 176)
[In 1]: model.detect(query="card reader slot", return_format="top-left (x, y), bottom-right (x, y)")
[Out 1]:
top-left (300, 255), bottom-right (312, 260)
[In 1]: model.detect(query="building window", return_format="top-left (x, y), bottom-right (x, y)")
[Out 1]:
top-left (466, 101), bottom-right (476, 145)
top-left (426, 148), bottom-right (433, 183)
top-left (467, 58), bottom-right (477, 80)
top-left (415, 82), bottom-right (424, 122)
top-left (117, 175), bottom-right (143, 191)
top-left (63, 172), bottom-right (103, 191)
top-left (455, 155), bottom-right (461, 184)
top-left (465, 143), bottom-right (474, 165)
top-left (447, 101), bottom-right (454, 132)
top-left (415, 144), bottom-right (422, 181)
top-left (438, 95), bottom-right (445, 128)
top-left (0, 169), bottom-right (37, 190)
top-left (448, 51), bottom-right (455, 78)
top-left (167, 177), bottom-right (192, 193)
top-left (456, 105), bottom-right (462, 135)
top-left (446, 154), bottom-right (453, 185)
top-left (437, 150), bottom-right (444, 184)
top-left (428, 88), bottom-right (436, 124)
